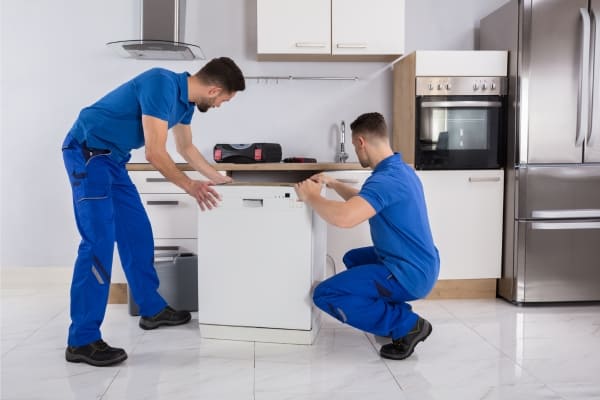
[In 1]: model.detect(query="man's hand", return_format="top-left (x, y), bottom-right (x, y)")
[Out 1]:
top-left (294, 178), bottom-right (322, 203)
top-left (188, 180), bottom-right (221, 211)
top-left (310, 172), bottom-right (335, 187)
top-left (211, 174), bottom-right (233, 185)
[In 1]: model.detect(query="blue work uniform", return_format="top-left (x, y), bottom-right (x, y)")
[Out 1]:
top-left (313, 153), bottom-right (440, 340)
top-left (61, 68), bottom-right (195, 346)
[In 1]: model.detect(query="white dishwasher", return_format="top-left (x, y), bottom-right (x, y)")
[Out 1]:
top-left (197, 183), bottom-right (326, 344)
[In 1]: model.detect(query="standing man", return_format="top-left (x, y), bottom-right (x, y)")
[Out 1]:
top-left (62, 57), bottom-right (245, 366)
top-left (295, 112), bottom-right (439, 360)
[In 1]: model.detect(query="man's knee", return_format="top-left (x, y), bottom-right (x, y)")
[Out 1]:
top-left (312, 281), bottom-right (349, 323)
top-left (342, 250), bottom-right (355, 268)
top-left (312, 281), bottom-right (327, 309)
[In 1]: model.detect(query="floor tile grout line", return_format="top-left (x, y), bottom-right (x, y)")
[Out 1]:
top-left (99, 368), bottom-right (121, 399)
top-left (363, 332), bottom-right (405, 392)
top-left (253, 341), bottom-right (256, 400)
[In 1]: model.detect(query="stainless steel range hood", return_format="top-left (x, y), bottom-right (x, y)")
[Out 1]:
top-left (107, 0), bottom-right (204, 60)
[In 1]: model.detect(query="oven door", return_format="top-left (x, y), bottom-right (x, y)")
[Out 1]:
top-left (415, 96), bottom-right (505, 170)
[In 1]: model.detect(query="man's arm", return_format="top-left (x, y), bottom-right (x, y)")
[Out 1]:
top-left (172, 123), bottom-right (231, 184)
top-left (310, 173), bottom-right (359, 201)
top-left (142, 115), bottom-right (221, 211)
top-left (295, 179), bottom-right (375, 228)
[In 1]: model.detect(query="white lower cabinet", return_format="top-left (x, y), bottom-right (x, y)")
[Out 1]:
top-left (112, 171), bottom-right (203, 283)
top-left (416, 170), bottom-right (504, 279)
top-left (324, 170), bottom-right (373, 276)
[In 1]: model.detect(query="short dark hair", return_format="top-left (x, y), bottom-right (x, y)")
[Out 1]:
top-left (350, 112), bottom-right (388, 139)
top-left (195, 57), bottom-right (245, 93)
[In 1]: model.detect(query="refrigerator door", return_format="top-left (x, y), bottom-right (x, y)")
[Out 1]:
top-left (516, 219), bottom-right (600, 302)
top-left (585, 0), bottom-right (600, 162)
top-left (522, 0), bottom-right (588, 164)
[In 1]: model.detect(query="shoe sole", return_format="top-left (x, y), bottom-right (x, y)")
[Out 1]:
top-left (138, 314), bottom-right (192, 330)
top-left (65, 351), bottom-right (128, 367)
top-left (380, 321), bottom-right (433, 361)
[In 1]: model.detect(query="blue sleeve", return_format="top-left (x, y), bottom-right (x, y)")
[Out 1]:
top-left (358, 176), bottom-right (386, 213)
top-left (137, 75), bottom-right (175, 121)
top-left (358, 174), bottom-right (408, 213)
top-left (180, 107), bottom-right (194, 125)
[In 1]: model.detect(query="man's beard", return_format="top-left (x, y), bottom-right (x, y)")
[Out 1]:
top-left (196, 101), bottom-right (211, 113)
top-left (195, 96), bottom-right (214, 113)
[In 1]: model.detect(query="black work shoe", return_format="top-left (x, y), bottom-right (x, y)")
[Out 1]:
top-left (139, 306), bottom-right (192, 330)
top-left (65, 339), bottom-right (127, 367)
top-left (380, 317), bottom-right (432, 360)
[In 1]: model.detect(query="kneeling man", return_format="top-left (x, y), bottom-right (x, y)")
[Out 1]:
top-left (294, 112), bottom-right (439, 360)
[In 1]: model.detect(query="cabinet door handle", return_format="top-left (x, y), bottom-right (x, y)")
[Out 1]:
top-left (336, 43), bottom-right (368, 49)
top-left (146, 200), bottom-right (179, 206)
top-left (154, 245), bottom-right (180, 251)
top-left (295, 42), bottom-right (327, 48)
top-left (468, 176), bottom-right (501, 183)
top-left (146, 177), bottom-right (168, 182)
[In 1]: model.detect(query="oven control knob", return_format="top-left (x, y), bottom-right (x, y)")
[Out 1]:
top-left (491, 82), bottom-right (497, 90)
top-left (437, 83), bottom-right (443, 90)
top-left (473, 83), bottom-right (479, 90)
top-left (482, 82), bottom-right (487, 90)
top-left (428, 83), bottom-right (434, 90)
top-left (446, 83), bottom-right (452, 90)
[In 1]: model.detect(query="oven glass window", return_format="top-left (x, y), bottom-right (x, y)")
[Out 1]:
top-left (415, 96), bottom-right (505, 170)
top-left (420, 108), bottom-right (490, 151)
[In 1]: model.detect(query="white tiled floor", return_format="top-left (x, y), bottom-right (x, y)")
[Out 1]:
top-left (2, 268), bottom-right (600, 400)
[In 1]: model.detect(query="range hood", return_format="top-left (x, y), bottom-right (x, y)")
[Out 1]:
top-left (107, 0), bottom-right (204, 60)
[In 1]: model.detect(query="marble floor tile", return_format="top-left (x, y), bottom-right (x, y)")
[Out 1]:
top-left (546, 383), bottom-right (600, 400)
top-left (3, 268), bottom-right (600, 400)
top-left (102, 349), bottom-right (255, 400)
top-left (255, 360), bottom-right (401, 395)
top-left (398, 384), bottom-right (564, 400)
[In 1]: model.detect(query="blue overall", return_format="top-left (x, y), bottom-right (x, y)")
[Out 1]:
top-left (62, 68), bottom-right (195, 346)
top-left (313, 153), bottom-right (440, 340)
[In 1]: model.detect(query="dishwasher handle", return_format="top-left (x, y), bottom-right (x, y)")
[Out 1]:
top-left (242, 198), bottom-right (264, 208)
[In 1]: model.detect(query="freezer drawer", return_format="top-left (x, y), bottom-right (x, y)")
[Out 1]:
top-left (516, 219), bottom-right (600, 302)
top-left (517, 165), bottom-right (600, 219)
top-left (197, 185), bottom-right (325, 331)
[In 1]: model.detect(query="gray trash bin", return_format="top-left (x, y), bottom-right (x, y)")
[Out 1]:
top-left (128, 252), bottom-right (198, 316)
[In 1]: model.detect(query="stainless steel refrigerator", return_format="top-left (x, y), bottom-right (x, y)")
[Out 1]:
top-left (480, 0), bottom-right (600, 303)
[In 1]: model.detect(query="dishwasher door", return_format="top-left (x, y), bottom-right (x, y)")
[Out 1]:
top-left (197, 184), bottom-right (318, 330)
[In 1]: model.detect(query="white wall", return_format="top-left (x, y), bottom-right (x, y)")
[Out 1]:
top-left (0, 0), bottom-right (508, 268)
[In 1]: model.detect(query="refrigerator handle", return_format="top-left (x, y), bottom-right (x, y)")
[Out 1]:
top-left (577, 8), bottom-right (592, 147)
top-left (590, 8), bottom-right (600, 146)
top-left (532, 221), bottom-right (600, 230)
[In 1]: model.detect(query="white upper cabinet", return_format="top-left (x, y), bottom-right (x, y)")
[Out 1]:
top-left (257, 0), bottom-right (404, 56)
top-left (332, 0), bottom-right (404, 55)
top-left (257, 0), bottom-right (331, 55)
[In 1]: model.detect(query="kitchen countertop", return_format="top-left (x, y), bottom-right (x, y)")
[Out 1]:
top-left (126, 162), bottom-right (368, 172)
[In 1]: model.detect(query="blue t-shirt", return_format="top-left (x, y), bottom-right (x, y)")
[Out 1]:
top-left (358, 153), bottom-right (440, 298)
top-left (69, 68), bottom-right (195, 162)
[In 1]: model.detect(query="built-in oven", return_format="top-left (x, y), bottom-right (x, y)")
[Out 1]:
top-left (415, 76), bottom-right (507, 170)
